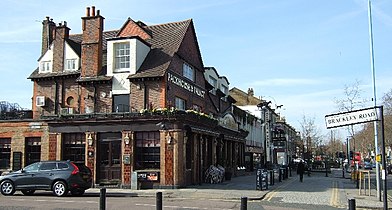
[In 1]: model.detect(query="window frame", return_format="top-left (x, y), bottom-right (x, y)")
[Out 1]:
top-left (25, 137), bottom-right (41, 166)
top-left (182, 63), bottom-right (194, 81)
top-left (0, 138), bottom-right (11, 170)
top-left (65, 59), bottom-right (77, 71)
top-left (114, 42), bottom-right (130, 72)
top-left (135, 131), bottom-right (160, 170)
top-left (62, 133), bottom-right (86, 164)
top-left (175, 97), bottom-right (186, 110)
top-left (40, 61), bottom-right (51, 73)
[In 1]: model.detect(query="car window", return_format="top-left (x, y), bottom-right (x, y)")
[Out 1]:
top-left (40, 163), bottom-right (57, 171)
top-left (58, 162), bottom-right (68, 169)
top-left (23, 162), bottom-right (40, 172)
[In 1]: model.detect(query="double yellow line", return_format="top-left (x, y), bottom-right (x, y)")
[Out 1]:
top-left (263, 179), bottom-right (295, 201)
top-left (330, 180), bottom-right (340, 207)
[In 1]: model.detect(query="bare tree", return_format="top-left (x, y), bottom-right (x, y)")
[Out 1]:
top-left (382, 88), bottom-right (392, 115)
top-left (333, 79), bottom-right (368, 152)
top-left (300, 115), bottom-right (323, 160)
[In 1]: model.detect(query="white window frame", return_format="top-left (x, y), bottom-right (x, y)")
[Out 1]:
top-left (40, 61), bottom-right (51, 73)
top-left (221, 84), bottom-right (228, 95)
top-left (65, 59), bottom-right (76, 71)
top-left (182, 63), bottom-right (194, 81)
top-left (175, 97), bottom-right (186, 110)
top-left (209, 76), bottom-right (217, 89)
top-left (114, 42), bottom-right (130, 72)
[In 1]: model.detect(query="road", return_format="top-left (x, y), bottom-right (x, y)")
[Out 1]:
top-left (0, 175), bottom-right (345, 210)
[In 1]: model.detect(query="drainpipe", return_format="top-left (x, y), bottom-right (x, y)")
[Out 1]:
top-left (54, 80), bottom-right (59, 114)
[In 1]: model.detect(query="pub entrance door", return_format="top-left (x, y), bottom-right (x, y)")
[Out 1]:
top-left (97, 133), bottom-right (122, 186)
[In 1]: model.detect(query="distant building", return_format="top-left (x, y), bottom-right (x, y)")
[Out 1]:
top-left (0, 6), bottom-right (248, 188)
top-left (230, 87), bottom-right (297, 166)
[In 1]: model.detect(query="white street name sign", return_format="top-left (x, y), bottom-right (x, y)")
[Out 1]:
top-left (325, 107), bottom-right (379, 129)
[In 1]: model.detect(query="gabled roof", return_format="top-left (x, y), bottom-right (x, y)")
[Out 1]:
top-left (129, 19), bottom-right (192, 79)
top-left (29, 18), bottom-right (193, 81)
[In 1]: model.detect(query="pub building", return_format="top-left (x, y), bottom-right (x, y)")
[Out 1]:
top-left (0, 6), bottom-right (248, 189)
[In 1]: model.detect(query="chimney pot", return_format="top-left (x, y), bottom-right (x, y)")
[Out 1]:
top-left (86, 7), bottom-right (90, 17)
top-left (46, 16), bottom-right (50, 21)
top-left (64, 21), bottom-right (67, 27)
top-left (92, 6), bottom-right (95, 16)
top-left (97, 9), bottom-right (100, 16)
top-left (58, 22), bottom-right (62, 26)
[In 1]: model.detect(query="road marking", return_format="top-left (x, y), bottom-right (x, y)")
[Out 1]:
top-left (330, 180), bottom-right (339, 207)
top-left (263, 178), bottom-right (296, 201)
top-left (135, 203), bottom-right (232, 210)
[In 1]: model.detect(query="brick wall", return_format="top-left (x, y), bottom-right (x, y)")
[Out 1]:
top-left (0, 121), bottom-right (48, 169)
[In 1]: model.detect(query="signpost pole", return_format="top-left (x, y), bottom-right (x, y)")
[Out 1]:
top-left (380, 106), bottom-right (387, 210)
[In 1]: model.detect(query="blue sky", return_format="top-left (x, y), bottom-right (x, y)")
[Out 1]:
top-left (0, 0), bottom-right (391, 138)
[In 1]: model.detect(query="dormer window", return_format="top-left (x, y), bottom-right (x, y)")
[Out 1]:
top-left (40, 61), bottom-right (51, 73)
top-left (114, 42), bottom-right (130, 71)
top-left (65, 59), bottom-right (76, 71)
top-left (183, 63), bottom-right (194, 81)
top-left (208, 75), bottom-right (217, 94)
top-left (221, 84), bottom-right (228, 96)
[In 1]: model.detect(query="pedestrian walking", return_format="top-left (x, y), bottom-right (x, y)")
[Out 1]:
top-left (297, 160), bottom-right (305, 182)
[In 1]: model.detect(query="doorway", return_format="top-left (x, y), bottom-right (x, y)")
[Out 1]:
top-left (97, 133), bottom-right (122, 186)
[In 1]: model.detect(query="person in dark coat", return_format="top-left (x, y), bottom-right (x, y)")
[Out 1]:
top-left (297, 160), bottom-right (305, 182)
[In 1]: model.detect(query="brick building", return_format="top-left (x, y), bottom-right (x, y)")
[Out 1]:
top-left (0, 6), bottom-right (247, 189)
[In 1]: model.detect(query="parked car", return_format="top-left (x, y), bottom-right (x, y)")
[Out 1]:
top-left (363, 162), bottom-right (373, 170)
top-left (0, 160), bottom-right (92, 196)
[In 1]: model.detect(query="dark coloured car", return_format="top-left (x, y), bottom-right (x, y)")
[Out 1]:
top-left (0, 160), bottom-right (92, 197)
top-left (363, 162), bottom-right (373, 170)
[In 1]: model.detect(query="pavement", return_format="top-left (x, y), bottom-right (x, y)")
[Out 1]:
top-left (85, 168), bottom-right (390, 209)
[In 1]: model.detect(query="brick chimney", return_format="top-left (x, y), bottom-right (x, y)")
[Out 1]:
top-left (41, 16), bottom-right (55, 55)
top-left (52, 21), bottom-right (70, 73)
top-left (81, 6), bottom-right (104, 77)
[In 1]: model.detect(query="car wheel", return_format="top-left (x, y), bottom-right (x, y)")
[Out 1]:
top-left (0, 180), bottom-right (15, 196)
top-left (21, 190), bottom-right (36, 196)
top-left (52, 181), bottom-right (68, 197)
top-left (71, 189), bottom-right (85, 196)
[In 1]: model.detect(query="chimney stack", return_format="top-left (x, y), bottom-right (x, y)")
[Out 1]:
top-left (41, 16), bottom-right (55, 55)
top-left (52, 20), bottom-right (70, 73)
top-left (81, 6), bottom-right (104, 77)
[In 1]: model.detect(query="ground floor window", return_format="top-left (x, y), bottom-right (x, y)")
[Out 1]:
top-left (25, 137), bottom-right (41, 166)
top-left (0, 138), bottom-right (11, 169)
top-left (62, 133), bottom-right (85, 164)
top-left (135, 131), bottom-right (160, 170)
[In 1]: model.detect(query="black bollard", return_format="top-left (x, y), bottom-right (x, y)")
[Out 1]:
top-left (279, 169), bottom-right (282, 182)
top-left (156, 192), bottom-right (163, 210)
top-left (272, 170), bottom-right (275, 185)
top-left (99, 188), bottom-right (106, 210)
top-left (325, 167), bottom-right (328, 177)
top-left (342, 168), bottom-right (345, 178)
top-left (348, 198), bottom-right (356, 210)
top-left (240, 197), bottom-right (247, 210)
top-left (289, 167), bottom-right (292, 177)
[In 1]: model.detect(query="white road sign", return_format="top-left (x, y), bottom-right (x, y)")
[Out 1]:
top-left (325, 107), bottom-right (380, 129)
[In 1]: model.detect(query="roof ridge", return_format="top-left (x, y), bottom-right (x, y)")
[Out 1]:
top-left (147, 19), bottom-right (192, 28)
